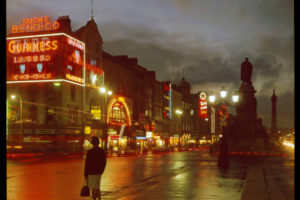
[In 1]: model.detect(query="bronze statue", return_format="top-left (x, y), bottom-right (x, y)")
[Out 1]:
top-left (241, 57), bottom-right (252, 83)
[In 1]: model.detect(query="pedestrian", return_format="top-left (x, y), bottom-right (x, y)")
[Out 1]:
top-left (84, 136), bottom-right (107, 200)
top-left (217, 137), bottom-right (229, 169)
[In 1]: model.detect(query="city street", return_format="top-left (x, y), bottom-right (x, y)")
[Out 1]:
top-left (7, 147), bottom-right (294, 200)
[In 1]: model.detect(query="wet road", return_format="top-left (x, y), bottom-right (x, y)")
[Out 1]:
top-left (6, 149), bottom-right (294, 200)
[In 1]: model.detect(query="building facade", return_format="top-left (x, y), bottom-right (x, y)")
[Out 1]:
top-left (6, 16), bottom-right (211, 153)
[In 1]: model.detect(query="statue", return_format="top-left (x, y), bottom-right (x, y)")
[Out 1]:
top-left (241, 57), bottom-right (252, 83)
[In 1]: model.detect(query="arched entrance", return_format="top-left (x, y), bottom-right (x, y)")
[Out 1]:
top-left (106, 96), bottom-right (131, 153)
top-left (107, 96), bottom-right (131, 126)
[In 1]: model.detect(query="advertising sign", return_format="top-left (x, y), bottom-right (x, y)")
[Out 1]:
top-left (91, 105), bottom-right (101, 120)
top-left (7, 33), bottom-right (85, 85)
top-left (85, 59), bottom-right (104, 89)
top-left (163, 82), bottom-right (171, 119)
top-left (199, 91), bottom-right (208, 118)
top-left (10, 16), bottom-right (60, 34)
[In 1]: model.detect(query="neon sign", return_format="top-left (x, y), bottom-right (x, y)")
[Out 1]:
top-left (199, 92), bottom-right (208, 118)
top-left (12, 73), bottom-right (52, 80)
top-left (8, 37), bottom-right (58, 64)
top-left (7, 33), bottom-right (85, 85)
top-left (66, 74), bottom-right (84, 83)
top-left (67, 38), bottom-right (84, 50)
top-left (13, 55), bottom-right (51, 63)
top-left (8, 38), bottom-right (58, 54)
top-left (11, 16), bottom-right (60, 34)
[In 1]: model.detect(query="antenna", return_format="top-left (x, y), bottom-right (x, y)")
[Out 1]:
top-left (91, 0), bottom-right (94, 20)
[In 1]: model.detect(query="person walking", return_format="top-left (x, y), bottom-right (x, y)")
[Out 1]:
top-left (84, 136), bottom-right (107, 200)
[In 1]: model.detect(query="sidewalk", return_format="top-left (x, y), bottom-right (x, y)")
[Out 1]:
top-left (241, 164), bottom-right (269, 200)
top-left (240, 147), bottom-right (293, 200)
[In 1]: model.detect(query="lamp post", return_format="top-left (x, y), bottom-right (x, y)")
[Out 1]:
top-left (209, 87), bottom-right (239, 169)
top-left (10, 94), bottom-right (23, 146)
top-left (219, 87), bottom-right (227, 139)
top-left (175, 109), bottom-right (183, 150)
top-left (208, 87), bottom-right (239, 143)
top-left (100, 87), bottom-right (112, 149)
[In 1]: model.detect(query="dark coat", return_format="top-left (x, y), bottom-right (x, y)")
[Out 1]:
top-left (84, 146), bottom-right (106, 177)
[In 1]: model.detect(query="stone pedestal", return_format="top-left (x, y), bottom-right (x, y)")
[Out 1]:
top-left (227, 82), bottom-right (266, 151)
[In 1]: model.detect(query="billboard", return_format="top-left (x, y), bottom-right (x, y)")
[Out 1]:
top-left (199, 91), bottom-right (208, 118)
top-left (85, 59), bottom-right (104, 89)
top-left (6, 33), bottom-right (85, 86)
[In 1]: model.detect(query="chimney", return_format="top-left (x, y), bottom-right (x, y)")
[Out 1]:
top-left (57, 16), bottom-right (72, 33)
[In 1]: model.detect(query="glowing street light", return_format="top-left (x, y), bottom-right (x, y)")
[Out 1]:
top-left (100, 87), bottom-right (106, 93)
top-left (99, 86), bottom-right (113, 150)
top-left (208, 87), bottom-right (239, 143)
top-left (232, 91), bottom-right (239, 103)
top-left (10, 94), bottom-right (23, 146)
top-left (209, 95), bottom-right (216, 104)
top-left (176, 109), bottom-right (183, 115)
top-left (220, 87), bottom-right (227, 99)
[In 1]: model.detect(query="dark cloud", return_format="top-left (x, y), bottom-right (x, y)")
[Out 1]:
top-left (252, 55), bottom-right (282, 79)
top-left (256, 91), bottom-right (294, 129)
top-left (101, 21), bottom-right (293, 129)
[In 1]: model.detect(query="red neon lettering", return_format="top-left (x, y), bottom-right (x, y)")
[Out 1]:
top-left (43, 16), bottom-right (50, 23)
top-left (40, 55), bottom-right (45, 61)
top-left (23, 18), bottom-right (32, 25)
top-left (18, 25), bottom-right (25, 33)
top-left (32, 39), bottom-right (39, 52)
top-left (8, 40), bottom-right (16, 53)
top-left (12, 73), bottom-right (52, 80)
top-left (32, 74), bottom-right (39, 79)
top-left (44, 22), bottom-right (51, 30)
top-left (12, 75), bottom-right (19, 80)
top-left (33, 55), bottom-right (38, 62)
top-left (52, 21), bottom-right (60, 30)
top-left (11, 26), bottom-right (18, 33)
top-left (13, 16), bottom-right (60, 34)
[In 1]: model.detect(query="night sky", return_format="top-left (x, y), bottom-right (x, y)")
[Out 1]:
top-left (6, 0), bottom-right (294, 129)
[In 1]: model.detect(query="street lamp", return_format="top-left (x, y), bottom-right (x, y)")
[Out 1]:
top-left (175, 109), bottom-right (183, 150)
top-left (10, 94), bottom-right (23, 146)
top-left (99, 87), bottom-right (112, 149)
top-left (220, 87), bottom-right (227, 99)
top-left (99, 87), bottom-right (113, 118)
top-left (232, 91), bottom-right (239, 103)
top-left (208, 87), bottom-right (239, 143)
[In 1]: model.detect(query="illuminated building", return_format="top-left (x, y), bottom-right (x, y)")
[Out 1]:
top-left (6, 16), bottom-right (88, 152)
top-left (6, 15), bottom-right (208, 153)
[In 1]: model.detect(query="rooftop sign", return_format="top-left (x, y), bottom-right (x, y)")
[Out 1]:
top-left (10, 16), bottom-right (60, 34)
